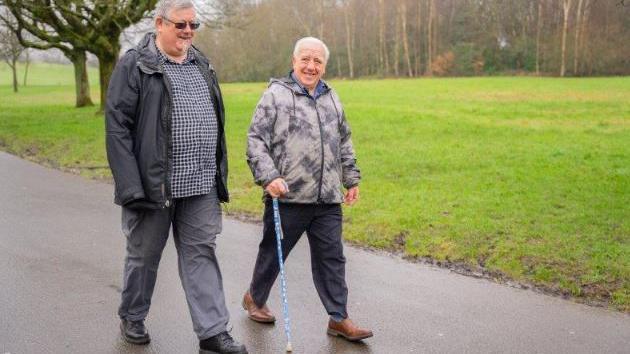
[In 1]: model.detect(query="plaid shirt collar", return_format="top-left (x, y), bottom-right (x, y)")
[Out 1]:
top-left (155, 43), bottom-right (196, 65)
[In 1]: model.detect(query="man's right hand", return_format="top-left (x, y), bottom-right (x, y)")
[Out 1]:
top-left (265, 178), bottom-right (289, 198)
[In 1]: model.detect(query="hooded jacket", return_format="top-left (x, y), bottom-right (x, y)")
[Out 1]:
top-left (246, 75), bottom-right (360, 204)
top-left (106, 33), bottom-right (228, 208)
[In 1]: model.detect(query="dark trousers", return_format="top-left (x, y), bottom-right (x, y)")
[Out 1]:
top-left (249, 201), bottom-right (348, 318)
top-left (118, 190), bottom-right (229, 340)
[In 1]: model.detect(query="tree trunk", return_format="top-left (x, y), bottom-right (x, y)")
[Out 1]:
top-left (69, 51), bottom-right (94, 107)
top-left (401, 1), bottom-right (413, 77)
top-left (560, 0), bottom-right (571, 77)
top-left (97, 52), bottom-right (117, 113)
top-left (416, 0), bottom-right (423, 75)
top-left (536, 0), bottom-right (543, 75)
top-left (23, 50), bottom-right (30, 86)
top-left (317, 0), bottom-right (324, 39)
top-left (393, 4), bottom-right (400, 77)
top-left (578, 0), bottom-right (591, 74)
top-left (573, 0), bottom-right (584, 75)
top-left (343, 2), bottom-right (354, 78)
top-left (432, 0), bottom-right (438, 71)
top-left (11, 58), bottom-right (18, 93)
top-left (447, 0), bottom-right (456, 45)
top-left (378, 0), bottom-right (387, 75)
top-left (292, 2), bottom-right (312, 35)
top-left (427, 0), bottom-right (434, 75)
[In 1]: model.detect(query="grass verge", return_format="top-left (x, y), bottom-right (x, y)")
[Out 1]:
top-left (1, 63), bottom-right (628, 311)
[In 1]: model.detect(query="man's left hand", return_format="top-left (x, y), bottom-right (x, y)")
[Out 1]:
top-left (344, 186), bottom-right (359, 206)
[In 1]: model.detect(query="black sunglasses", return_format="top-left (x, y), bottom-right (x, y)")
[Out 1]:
top-left (162, 16), bottom-right (200, 30)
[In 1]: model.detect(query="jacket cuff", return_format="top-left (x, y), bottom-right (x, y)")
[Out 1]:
top-left (261, 171), bottom-right (282, 188)
top-left (344, 182), bottom-right (359, 190)
top-left (117, 188), bottom-right (146, 206)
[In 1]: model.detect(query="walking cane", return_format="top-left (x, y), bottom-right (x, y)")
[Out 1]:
top-left (272, 197), bottom-right (293, 352)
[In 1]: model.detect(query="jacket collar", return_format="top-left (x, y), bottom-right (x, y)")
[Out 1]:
top-left (270, 71), bottom-right (330, 97)
top-left (134, 33), bottom-right (212, 73)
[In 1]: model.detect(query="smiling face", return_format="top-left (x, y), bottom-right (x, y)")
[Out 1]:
top-left (155, 7), bottom-right (196, 59)
top-left (292, 43), bottom-right (327, 93)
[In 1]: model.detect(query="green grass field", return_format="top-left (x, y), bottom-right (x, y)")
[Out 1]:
top-left (1, 63), bottom-right (628, 311)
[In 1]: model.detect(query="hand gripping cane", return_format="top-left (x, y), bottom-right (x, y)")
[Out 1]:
top-left (272, 198), bottom-right (293, 352)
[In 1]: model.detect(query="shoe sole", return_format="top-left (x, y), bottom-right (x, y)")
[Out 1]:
top-left (242, 298), bottom-right (276, 324)
top-left (327, 328), bottom-right (373, 342)
top-left (199, 348), bottom-right (248, 354)
top-left (120, 323), bottom-right (151, 345)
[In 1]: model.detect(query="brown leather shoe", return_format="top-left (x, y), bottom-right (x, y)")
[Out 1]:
top-left (327, 318), bottom-right (373, 341)
top-left (242, 291), bottom-right (276, 323)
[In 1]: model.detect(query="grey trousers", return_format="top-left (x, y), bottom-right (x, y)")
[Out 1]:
top-left (118, 190), bottom-right (229, 340)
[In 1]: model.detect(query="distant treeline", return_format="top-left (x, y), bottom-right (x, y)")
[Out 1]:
top-left (196, 0), bottom-right (630, 82)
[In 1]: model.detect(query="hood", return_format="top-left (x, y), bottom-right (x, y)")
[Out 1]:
top-left (268, 72), bottom-right (330, 96)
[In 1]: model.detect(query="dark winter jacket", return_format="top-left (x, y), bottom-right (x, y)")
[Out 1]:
top-left (106, 33), bottom-right (228, 208)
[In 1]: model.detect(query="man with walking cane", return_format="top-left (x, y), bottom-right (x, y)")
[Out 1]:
top-left (243, 36), bottom-right (373, 342)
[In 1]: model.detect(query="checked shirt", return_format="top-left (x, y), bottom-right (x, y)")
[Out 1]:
top-left (157, 46), bottom-right (218, 199)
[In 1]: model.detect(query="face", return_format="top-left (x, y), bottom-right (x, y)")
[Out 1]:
top-left (292, 43), bottom-right (327, 91)
top-left (155, 7), bottom-right (197, 58)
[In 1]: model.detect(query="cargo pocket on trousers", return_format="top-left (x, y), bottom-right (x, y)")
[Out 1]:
top-left (121, 207), bottom-right (144, 247)
top-left (208, 195), bottom-right (223, 237)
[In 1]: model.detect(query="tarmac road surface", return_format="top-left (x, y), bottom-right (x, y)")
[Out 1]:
top-left (0, 151), bottom-right (628, 354)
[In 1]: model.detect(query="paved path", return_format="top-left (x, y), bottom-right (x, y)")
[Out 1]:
top-left (0, 151), bottom-right (628, 354)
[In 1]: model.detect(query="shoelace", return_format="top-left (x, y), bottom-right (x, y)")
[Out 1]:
top-left (130, 321), bottom-right (145, 332)
top-left (219, 332), bottom-right (235, 346)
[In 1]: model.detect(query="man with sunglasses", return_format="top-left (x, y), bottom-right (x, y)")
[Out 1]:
top-left (106, 1), bottom-right (247, 353)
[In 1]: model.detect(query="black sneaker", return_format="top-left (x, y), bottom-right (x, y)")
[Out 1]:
top-left (120, 319), bottom-right (150, 345)
top-left (199, 331), bottom-right (248, 354)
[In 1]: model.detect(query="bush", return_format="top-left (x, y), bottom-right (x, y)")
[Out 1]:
top-left (431, 51), bottom-right (455, 76)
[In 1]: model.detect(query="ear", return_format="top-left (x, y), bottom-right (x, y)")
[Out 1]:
top-left (155, 17), bottom-right (164, 33)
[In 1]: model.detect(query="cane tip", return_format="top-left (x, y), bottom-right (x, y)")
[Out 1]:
top-left (286, 342), bottom-right (293, 352)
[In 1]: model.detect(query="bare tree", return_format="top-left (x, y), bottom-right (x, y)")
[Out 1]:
top-left (415, 0), bottom-right (423, 75)
top-left (316, 0), bottom-right (324, 40)
top-left (22, 48), bottom-right (29, 86)
top-left (577, 0), bottom-right (592, 74)
top-left (536, 0), bottom-right (544, 75)
top-left (400, 0), bottom-right (413, 77)
top-left (343, 0), bottom-right (354, 78)
top-left (427, 0), bottom-right (435, 74)
top-left (2, 0), bottom-right (157, 111)
top-left (1, 3), bottom-right (93, 106)
top-left (195, 0), bottom-right (629, 80)
top-left (573, 0), bottom-right (584, 74)
top-left (378, 0), bottom-right (389, 75)
top-left (560, 0), bottom-right (572, 76)
top-left (0, 24), bottom-right (24, 92)
top-left (393, 3), bottom-right (400, 76)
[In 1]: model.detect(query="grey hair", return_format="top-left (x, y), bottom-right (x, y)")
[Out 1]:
top-left (154, 0), bottom-right (195, 19)
top-left (293, 37), bottom-right (330, 63)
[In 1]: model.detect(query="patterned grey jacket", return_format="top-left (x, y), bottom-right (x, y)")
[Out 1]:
top-left (246, 75), bottom-right (361, 204)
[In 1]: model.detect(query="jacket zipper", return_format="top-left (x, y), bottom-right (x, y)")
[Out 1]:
top-left (314, 101), bottom-right (325, 203)
top-left (161, 65), bottom-right (173, 208)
